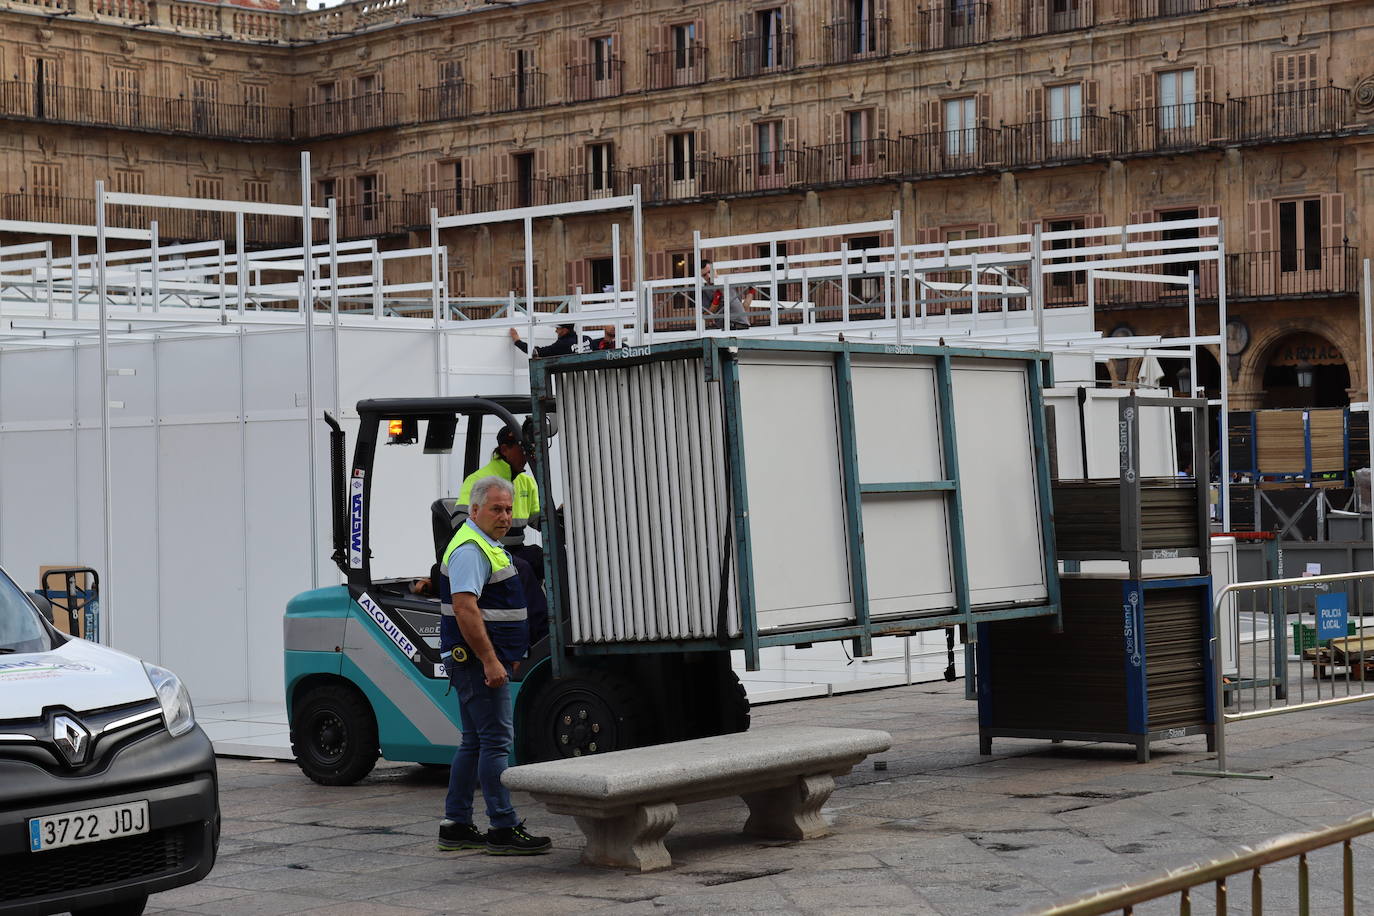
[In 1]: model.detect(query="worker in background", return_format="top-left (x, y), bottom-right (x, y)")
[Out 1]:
top-left (509, 323), bottom-right (577, 358)
top-left (458, 425), bottom-right (548, 643)
top-left (700, 259), bottom-right (752, 331)
top-left (590, 324), bottom-right (618, 350)
top-left (437, 475), bottom-right (552, 856)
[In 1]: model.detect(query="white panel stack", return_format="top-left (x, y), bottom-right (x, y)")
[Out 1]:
top-left (559, 359), bottom-right (738, 643)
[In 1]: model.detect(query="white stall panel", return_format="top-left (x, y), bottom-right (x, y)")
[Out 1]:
top-left (952, 361), bottom-right (1047, 606)
top-left (0, 430), bottom-right (80, 584)
top-left (157, 423), bottom-right (246, 705)
top-left (1046, 386), bottom-right (1178, 479)
top-left (156, 336), bottom-right (242, 420)
top-left (737, 355), bottom-right (853, 630)
top-left (108, 425), bottom-right (160, 663)
top-left (850, 359), bottom-right (955, 616)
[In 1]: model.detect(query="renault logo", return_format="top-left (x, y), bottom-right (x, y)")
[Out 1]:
top-left (53, 715), bottom-right (90, 766)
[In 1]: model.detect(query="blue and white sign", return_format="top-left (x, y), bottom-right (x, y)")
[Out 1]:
top-left (1316, 593), bottom-right (1349, 642)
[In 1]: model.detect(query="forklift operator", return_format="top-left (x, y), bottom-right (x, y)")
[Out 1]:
top-left (437, 475), bottom-right (552, 856)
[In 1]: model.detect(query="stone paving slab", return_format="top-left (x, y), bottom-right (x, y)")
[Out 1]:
top-left (133, 681), bottom-right (1374, 916)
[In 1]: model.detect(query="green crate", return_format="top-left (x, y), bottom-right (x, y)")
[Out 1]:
top-left (1292, 621), bottom-right (1357, 653)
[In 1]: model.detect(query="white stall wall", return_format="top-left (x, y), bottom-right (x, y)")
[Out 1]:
top-left (0, 324), bottom-right (523, 705)
top-left (1046, 386), bottom-right (1179, 479)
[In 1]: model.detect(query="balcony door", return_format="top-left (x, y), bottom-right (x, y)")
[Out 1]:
top-left (755, 121), bottom-right (786, 188)
top-left (756, 8), bottom-right (784, 69)
top-left (1047, 83), bottom-right (1082, 145)
top-left (191, 78), bottom-right (218, 135)
top-left (1279, 198), bottom-right (1322, 274)
top-left (111, 67), bottom-right (141, 127)
top-left (846, 109), bottom-right (878, 178)
top-left (943, 96), bottom-right (977, 162)
top-left (587, 143), bottom-right (616, 197)
top-left (29, 57), bottom-right (60, 120)
top-left (668, 132), bottom-right (697, 198)
top-left (1157, 68), bottom-right (1196, 132)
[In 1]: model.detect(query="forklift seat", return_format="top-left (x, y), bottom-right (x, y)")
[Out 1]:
top-left (431, 498), bottom-right (468, 563)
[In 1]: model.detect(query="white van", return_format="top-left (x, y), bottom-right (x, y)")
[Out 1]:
top-left (0, 567), bottom-right (219, 916)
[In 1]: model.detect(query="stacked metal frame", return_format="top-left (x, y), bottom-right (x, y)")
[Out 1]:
top-left (531, 338), bottom-right (1064, 674)
top-left (556, 357), bottom-right (739, 644)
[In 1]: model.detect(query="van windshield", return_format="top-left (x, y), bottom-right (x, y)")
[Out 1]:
top-left (0, 570), bottom-right (49, 654)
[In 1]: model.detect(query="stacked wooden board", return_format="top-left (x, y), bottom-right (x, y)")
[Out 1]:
top-left (976, 575), bottom-right (1215, 762)
top-left (1054, 480), bottom-right (1202, 552)
top-left (1230, 407), bottom-right (1350, 484)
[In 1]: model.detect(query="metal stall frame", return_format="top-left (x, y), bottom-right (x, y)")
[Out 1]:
top-left (529, 336), bottom-right (1063, 675)
top-left (1054, 392), bottom-right (1212, 580)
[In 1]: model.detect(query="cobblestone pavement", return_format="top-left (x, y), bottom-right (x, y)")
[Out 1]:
top-left (148, 681), bottom-right (1374, 915)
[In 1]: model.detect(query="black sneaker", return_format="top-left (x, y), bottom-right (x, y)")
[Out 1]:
top-left (484, 823), bottom-right (552, 855)
top-left (437, 820), bottom-right (485, 851)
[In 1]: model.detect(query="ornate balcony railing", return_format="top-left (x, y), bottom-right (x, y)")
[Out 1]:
top-left (1001, 115), bottom-right (1116, 168)
top-left (823, 18), bottom-right (891, 63)
top-left (647, 46), bottom-right (708, 90)
top-left (566, 60), bottom-right (624, 102)
top-left (331, 199), bottom-right (408, 240)
top-left (901, 127), bottom-right (1002, 175)
top-left (804, 138), bottom-right (902, 185)
top-left (1023, 0), bottom-right (1094, 36)
top-left (626, 158), bottom-right (715, 203)
top-left (0, 79), bottom-right (292, 141)
top-left (1227, 87), bottom-right (1351, 143)
top-left (1227, 246), bottom-right (1358, 299)
top-left (402, 185), bottom-right (490, 225)
top-left (1113, 101), bottom-right (1227, 154)
top-left (918, 3), bottom-right (989, 50)
top-left (295, 93), bottom-right (405, 139)
top-left (708, 149), bottom-right (810, 196)
top-left (417, 82), bottom-right (472, 123)
top-left (491, 70), bottom-right (546, 113)
top-left (1128, 0), bottom-right (1212, 20)
top-left (732, 32), bottom-right (795, 78)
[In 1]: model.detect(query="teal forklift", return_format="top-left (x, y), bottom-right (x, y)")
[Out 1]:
top-left (283, 395), bottom-right (748, 785)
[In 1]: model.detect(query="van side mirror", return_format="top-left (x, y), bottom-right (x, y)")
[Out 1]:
top-left (29, 592), bottom-right (54, 625)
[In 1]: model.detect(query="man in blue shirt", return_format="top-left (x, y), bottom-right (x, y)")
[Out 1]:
top-left (437, 475), bottom-right (551, 856)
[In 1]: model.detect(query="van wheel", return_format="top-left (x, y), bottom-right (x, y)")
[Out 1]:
top-left (291, 683), bottom-right (379, 786)
top-left (72, 895), bottom-right (147, 915)
top-left (526, 670), bottom-right (646, 762)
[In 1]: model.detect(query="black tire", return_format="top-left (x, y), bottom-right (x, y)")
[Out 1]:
top-left (291, 683), bottom-right (379, 786)
top-left (719, 669), bottom-right (751, 735)
top-left (72, 895), bottom-right (148, 916)
top-left (525, 669), bottom-right (647, 761)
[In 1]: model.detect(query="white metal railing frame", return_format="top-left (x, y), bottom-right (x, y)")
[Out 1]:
top-left (1177, 568), bottom-right (1374, 781)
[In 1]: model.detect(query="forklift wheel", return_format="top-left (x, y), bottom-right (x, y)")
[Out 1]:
top-left (291, 683), bottom-right (380, 786)
top-left (526, 669), bottom-right (646, 761)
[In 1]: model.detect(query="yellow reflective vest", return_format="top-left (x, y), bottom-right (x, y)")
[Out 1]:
top-left (458, 457), bottom-right (540, 546)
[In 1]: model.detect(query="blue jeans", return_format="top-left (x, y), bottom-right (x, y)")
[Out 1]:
top-left (443, 658), bottom-right (518, 829)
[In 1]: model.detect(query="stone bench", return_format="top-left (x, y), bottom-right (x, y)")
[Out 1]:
top-left (501, 725), bottom-right (891, 871)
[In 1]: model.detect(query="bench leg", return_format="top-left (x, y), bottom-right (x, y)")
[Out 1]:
top-left (741, 773), bottom-right (834, 841)
top-left (574, 802), bottom-right (677, 872)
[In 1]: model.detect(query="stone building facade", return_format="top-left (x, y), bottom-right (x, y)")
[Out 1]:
top-left (1, 0), bottom-right (1372, 407)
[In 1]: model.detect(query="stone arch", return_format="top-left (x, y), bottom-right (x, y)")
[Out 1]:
top-left (1245, 321), bottom-right (1355, 409)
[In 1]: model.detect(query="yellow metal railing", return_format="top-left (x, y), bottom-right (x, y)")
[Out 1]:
top-left (1040, 810), bottom-right (1374, 915)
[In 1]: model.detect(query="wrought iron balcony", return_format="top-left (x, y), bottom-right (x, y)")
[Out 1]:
top-left (1128, 0), bottom-right (1211, 20)
top-left (901, 127), bottom-right (1002, 176)
top-left (708, 149), bottom-right (811, 196)
top-left (1023, 0), bottom-right (1094, 37)
top-left (294, 93), bottom-right (405, 139)
top-left (732, 32), bottom-right (796, 78)
top-left (805, 138), bottom-right (902, 185)
top-left (1227, 247), bottom-right (1358, 299)
top-left (491, 70), bottom-right (546, 113)
top-left (1113, 101), bottom-right (1226, 155)
top-left (918, 3), bottom-right (989, 50)
top-left (1001, 115), bottom-right (1116, 168)
top-left (0, 79), bottom-right (292, 141)
top-left (402, 185), bottom-right (492, 225)
top-left (331, 200), bottom-right (408, 240)
top-left (824, 18), bottom-right (891, 64)
top-left (1227, 87), bottom-right (1351, 144)
top-left (566, 60), bottom-right (624, 102)
top-left (418, 82), bottom-right (472, 123)
top-left (559, 169), bottom-right (636, 200)
top-left (647, 46), bottom-right (708, 90)
top-left (626, 159), bottom-right (715, 203)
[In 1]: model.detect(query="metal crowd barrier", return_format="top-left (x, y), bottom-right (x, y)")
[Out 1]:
top-left (1040, 810), bottom-right (1374, 915)
top-left (1181, 569), bottom-right (1374, 781)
